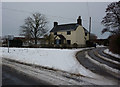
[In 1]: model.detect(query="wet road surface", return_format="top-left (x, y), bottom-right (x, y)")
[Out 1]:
top-left (88, 48), bottom-right (120, 70)
top-left (76, 47), bottom-right (120, 81)
top-left (2, 65), bottom-right (51, 86)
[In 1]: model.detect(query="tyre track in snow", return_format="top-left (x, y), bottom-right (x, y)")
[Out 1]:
top-left (2, 58), bottom-right (95, 85)
top-left (76, 47), bottom-right (120, 84)
top-left (88, 49), bottom-right (120, 71)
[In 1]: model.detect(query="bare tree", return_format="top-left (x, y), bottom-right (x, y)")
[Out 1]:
top-left (101, 1), bottom-right (120, 34)
top-left (20, 13), bottom-right (48, 45)
top-left (44, 34), bottom-right (54, 45)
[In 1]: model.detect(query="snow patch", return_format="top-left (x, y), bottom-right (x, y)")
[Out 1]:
top-left (104, 49), bottom-right (120, 59)
top-left (1, 47), bottom-right (93, 77)
top-left (96, 45), bottom-right (106, 48)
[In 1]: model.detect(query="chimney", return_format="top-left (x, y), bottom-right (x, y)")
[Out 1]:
top-left (77, 16), bottom-right (82, 25)
top-left (54, 22), bottom-right (58, 27)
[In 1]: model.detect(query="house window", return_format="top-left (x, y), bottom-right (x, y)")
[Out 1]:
top-left (54, 32), bottom-right (57, 35)
top-left (67, 40), bottom-right (71, 45)
top-left (85, 32), bottom-right (87, 36)
top-left (67, 31), bottom-right (71, 35)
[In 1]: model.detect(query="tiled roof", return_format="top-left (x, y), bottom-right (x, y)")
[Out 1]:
top-left (50, 23), bottom-right (79, 32)
top-left (50, 23), bottom-right (89, 33)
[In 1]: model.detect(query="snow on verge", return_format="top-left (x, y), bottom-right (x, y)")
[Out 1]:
top-left (104, 49), bottom-right (120, 59)
top-left (1, 47), bottom-right (94, 77)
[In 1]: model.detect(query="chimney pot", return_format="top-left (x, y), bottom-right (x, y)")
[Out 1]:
top-left (77, 16), bottom-right (82, 25)
top-left (54, 22), bottom-right (58, 27)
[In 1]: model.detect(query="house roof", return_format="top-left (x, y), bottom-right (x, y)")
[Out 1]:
top-left (50, 23), bottom-right (89, 33)
top-left (83, 27), bottom-right (89, 33)
top-left (55, 35), bottom-right (66, 40)
top-left (50, 23), bottom-right (79, 32)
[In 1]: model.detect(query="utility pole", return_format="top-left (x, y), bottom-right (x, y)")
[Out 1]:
top-left (7, 35), bottom-right (14, 53)
top-left (89, 17), bottom-right (91, 41)
top-left (8, 36), bottom-right (10, 53)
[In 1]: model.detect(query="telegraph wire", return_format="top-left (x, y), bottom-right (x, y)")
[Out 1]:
top-left (2, 7), bottom-right (33, 14)
top-left (2, 7), bottom-right (101, 23)
top-left (2, 7), bottom-right (88, 21)
top-left (2, 7), bottom-right (75, 20)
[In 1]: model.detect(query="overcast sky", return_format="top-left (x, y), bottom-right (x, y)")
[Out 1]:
top-left (2, 2), bottom-right (115, 39)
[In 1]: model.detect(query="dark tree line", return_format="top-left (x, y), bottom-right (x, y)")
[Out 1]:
top-left (101, 1), bottom-right (120, 34)
top-left (102, 1), bottom-right (120, 54)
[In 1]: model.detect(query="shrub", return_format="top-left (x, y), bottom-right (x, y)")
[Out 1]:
top-left (9, 39), bottom-right (23, 47)
top-left (109, 34), bottom-right (120, 55)
top-left (61, 44), bottom-right (67, 48)
top-left (86, 41), bottom-right (94, 47)
top-left (41, 44), bottom-right (54, 48)
top-left (73, 43), bottom-right (78, 48)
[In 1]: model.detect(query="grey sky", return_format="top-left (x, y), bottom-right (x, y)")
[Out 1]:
top-left (2, 2), bottom-right (112, 39)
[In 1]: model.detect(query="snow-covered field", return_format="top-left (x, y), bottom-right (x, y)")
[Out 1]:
top-left (1, 47), bottom-right (93, 77)
top-left (104, 49), bottom-right (120, 59)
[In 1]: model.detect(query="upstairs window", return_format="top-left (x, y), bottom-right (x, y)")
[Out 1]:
top-left (54, 32), bottom-right (57, 35)
top-left (85, 32), bottom-right (87, 36)
top-left (67, 31), bottom-right (71, 35)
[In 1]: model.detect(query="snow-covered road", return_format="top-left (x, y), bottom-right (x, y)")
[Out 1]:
top-left (2, 58), bottom-right (94, 85)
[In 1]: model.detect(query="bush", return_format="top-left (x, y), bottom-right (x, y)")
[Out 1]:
top-left (41, 44), bottom-right (54, 48)
top-left (109, 34), bottom-right (120, 55)
top-left (9, 39), bottom-right (23, 47)
top-left (61, 44), bottom-right (67, 48)
top-left (73, 43), bottom-right (78, 48)
top-left (86, 41), bottom-right (94, 47)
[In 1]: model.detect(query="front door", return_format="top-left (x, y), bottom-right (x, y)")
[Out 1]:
top-left (56, 39), bottom-right (61, 45)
